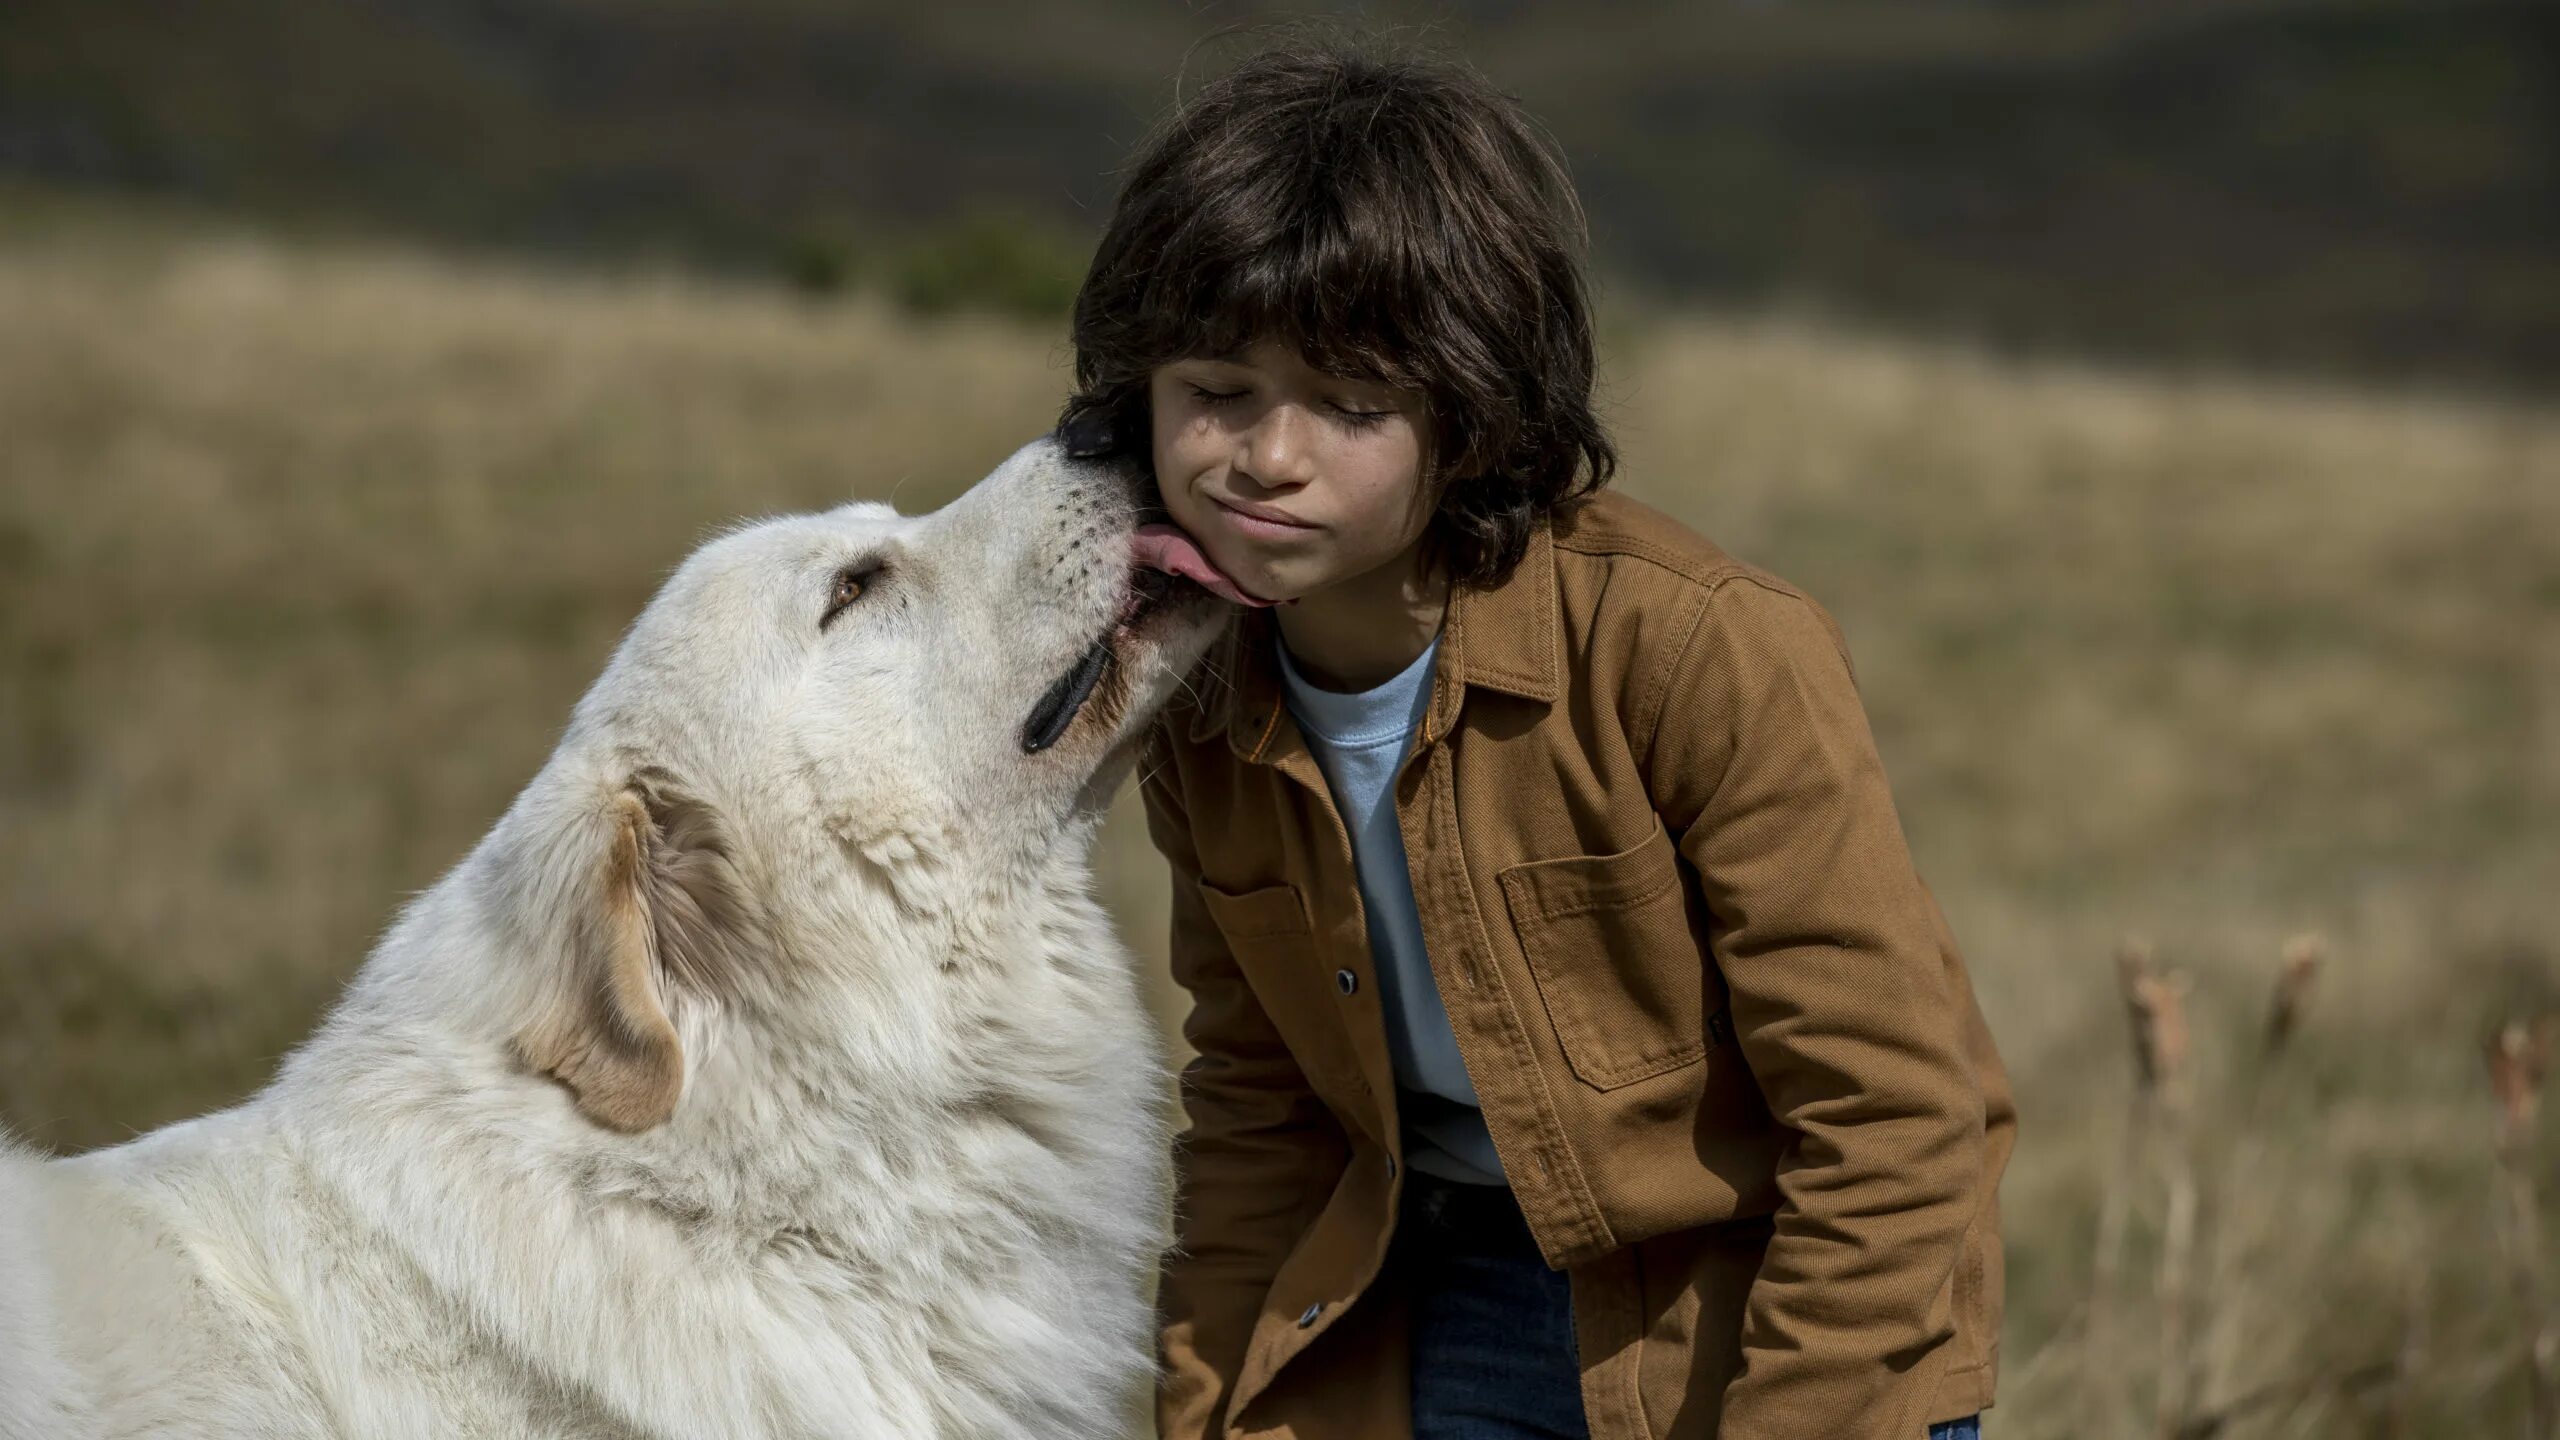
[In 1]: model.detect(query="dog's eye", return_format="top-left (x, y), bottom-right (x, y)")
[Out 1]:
top-left (821, 563), bottom-right (881, 629)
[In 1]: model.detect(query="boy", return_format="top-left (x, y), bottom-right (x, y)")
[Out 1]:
top-left (1060, 39), bottom-right (2014, 1440)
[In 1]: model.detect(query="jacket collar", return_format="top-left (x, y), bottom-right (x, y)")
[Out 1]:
top-left (1185, 516), bottom-right (1561, 758)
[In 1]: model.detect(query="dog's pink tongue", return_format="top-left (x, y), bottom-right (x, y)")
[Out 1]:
top-left (1133, 523), bottom-right (1277, 607)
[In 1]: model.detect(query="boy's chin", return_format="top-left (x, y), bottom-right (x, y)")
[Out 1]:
top-left (1204, 552), bottom-right (1301, 607)
top-left (1236, 565), bottom-right (1312, 607)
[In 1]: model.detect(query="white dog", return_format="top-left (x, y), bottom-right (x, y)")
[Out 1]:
top-left (0, 434), bottom-right (1236, 1439)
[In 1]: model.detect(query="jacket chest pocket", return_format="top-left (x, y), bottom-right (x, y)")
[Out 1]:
top-left (1197, 877), bottom-right (1311, 947)
top-left (1497, 819), bottom-right (1722, 1090)
top-left (1195, 878), bottom-right (1367, 1101)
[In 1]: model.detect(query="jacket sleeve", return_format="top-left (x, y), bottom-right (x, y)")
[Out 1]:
top-left (1143, 745), bottom-right (1349, 1440)
top-left (1641, 575), bottom-right (1990, 1438)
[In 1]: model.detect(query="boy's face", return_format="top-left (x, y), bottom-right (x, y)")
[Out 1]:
top-left (1147, 340), bottom-right (1434, 605)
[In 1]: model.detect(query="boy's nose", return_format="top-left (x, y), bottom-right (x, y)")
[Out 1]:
top-left (1238, 404), bottom-right (1318, 490)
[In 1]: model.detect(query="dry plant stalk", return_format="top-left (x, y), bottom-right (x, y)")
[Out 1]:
top-left (2196, 934), bottom-right (2326, 1415)
top-left (2166, 936), bottom-right (2415, 1439)
top-left (2264, 933), bottom-right (2322, 1055)
top-left (2089, 938), bottom-right (2199, 1440)
top-left (2487, 1017), bottom-right (2557, 1440)
top-left (2122, 941), bottom-right (2194, 1101)
top-left (2135, 960), bottom-right (2200, 1440)
top-left (2090, 939), bottom-right (2152, 1440)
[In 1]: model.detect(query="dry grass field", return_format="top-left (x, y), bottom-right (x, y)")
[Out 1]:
top-left (2, 212), bottom-right (2554, 1435)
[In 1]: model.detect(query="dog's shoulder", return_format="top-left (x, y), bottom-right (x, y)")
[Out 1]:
top-left (0, 1130), bottom-right (86, 1437)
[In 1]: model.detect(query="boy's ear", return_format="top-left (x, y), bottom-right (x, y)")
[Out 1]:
top-left (516, 770), bottom-right (757, 1133)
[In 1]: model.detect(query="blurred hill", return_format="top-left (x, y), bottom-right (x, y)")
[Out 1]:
top-left (1, 0), bottom-right (2551, 387)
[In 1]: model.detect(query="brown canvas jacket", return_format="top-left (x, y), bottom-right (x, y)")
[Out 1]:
top-left (1144, 488), bottom-right (2017, 1440)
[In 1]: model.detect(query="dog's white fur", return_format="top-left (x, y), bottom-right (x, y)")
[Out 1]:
top-left (0, 437), bottom-right (1221, 1439)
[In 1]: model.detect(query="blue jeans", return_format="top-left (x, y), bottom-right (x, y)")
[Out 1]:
top-left (1397, 1174), bottom-right (1983, 1440)
top-left (1400, 1175), bottom-right (1588, 1439)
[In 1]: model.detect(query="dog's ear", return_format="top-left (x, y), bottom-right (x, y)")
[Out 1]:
top-left (518, 770), bottom-right (756, 1133)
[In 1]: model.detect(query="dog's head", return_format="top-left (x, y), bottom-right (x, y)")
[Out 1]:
top-left (478, 434), bottom-right (1227, 1133)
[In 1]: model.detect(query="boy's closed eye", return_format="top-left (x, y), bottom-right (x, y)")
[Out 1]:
top-left (1183, 382), bottom-right (1400, 430)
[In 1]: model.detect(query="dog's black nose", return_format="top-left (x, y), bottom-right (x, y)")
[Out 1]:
top-left (1057, 409), bottom-right (1120, 460)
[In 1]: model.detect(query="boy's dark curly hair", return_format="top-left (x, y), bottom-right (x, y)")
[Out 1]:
top-left (1062, 39), bottom-right (1615, 591)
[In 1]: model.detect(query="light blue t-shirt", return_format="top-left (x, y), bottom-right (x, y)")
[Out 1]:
top-left (1275, 631), bottom-right (1507, 1186)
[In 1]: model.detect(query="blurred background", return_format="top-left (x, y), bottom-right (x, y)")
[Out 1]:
top-left (0, 1), bottom-right (2553, 1434)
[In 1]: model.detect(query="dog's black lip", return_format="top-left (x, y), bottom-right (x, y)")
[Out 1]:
top-left (1022, 637), bottom-right (1114, 754)
top-left (1018, 567), bottom-right (1202, 755)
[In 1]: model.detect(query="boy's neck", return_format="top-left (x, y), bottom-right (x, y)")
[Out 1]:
top-left (1273, 538), bottom-right (1449, 693)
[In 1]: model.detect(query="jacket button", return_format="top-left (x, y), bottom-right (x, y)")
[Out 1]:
top-left (1335, 968), bottom-right (1358, 996)
top-left (1297, 1302), bottom-right (1323, 1328)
